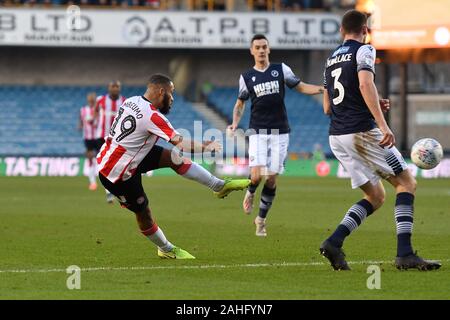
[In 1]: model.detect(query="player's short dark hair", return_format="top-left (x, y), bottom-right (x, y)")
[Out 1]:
top-left (251, 34), bottom-right (269, 46)
top-left (108, 80), bottom-right (121, 87)
top-left (341, 10), bottom-right (367, 35)
top-left (148, 74), bottom-right (172, 86)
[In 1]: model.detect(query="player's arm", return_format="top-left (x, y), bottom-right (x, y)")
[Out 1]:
top-left (228, 98), bottom-right (245, 132)
top-left (356, 44), bottom-right (394, 147)
top-left (148, 112), bottom-right (221, 153)
top-left (281, 63), bottom-right (323, 95)
top-left (170, 135), bottom-right (222, 153)
top-left (295, 82), bottom-right (324, 95)
top-left (323, 90), bottom-right (331, 115)
top-left (358, 70), bottom-right (394, 148)
top-left (228, 75), bottom-right (249, 132)
top-left (322, 67), bottom-right (331, 115)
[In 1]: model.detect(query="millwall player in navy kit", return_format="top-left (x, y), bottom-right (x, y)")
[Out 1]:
top-left (320, 10), bottom-right (441, 271)
top-left (228, 34), bottom-right (323, 236)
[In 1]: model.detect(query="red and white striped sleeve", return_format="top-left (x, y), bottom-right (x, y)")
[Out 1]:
top-left (148, 112), bottom-right (179, 142)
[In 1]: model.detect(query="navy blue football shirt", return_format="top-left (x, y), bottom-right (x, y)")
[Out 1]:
top-left (238, 63), bottom-right (300, 134)
top-left (323, 39), bottom-right (377, 135)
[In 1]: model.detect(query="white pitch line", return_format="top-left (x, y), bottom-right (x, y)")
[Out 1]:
top-left (1, 259), bottom-right (447, 274)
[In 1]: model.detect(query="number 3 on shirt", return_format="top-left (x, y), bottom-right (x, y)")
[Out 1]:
top-left (331, 67), bottom-right (344, 105)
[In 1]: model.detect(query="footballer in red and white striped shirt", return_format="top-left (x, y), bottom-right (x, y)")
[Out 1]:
top-left (93, 81), bottom-right (126, 203)
top-left (78, 92), bottom-right (99, 191)
top-left (97, 74), bottom-right (250, 260)
top-left (94, 81), bottom-right (126, 141)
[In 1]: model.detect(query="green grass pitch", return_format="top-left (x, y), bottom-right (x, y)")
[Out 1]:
top-left (0, 176), bottom-right (449, 299)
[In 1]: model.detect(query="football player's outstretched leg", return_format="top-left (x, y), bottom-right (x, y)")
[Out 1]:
top-left (155, 147), bottom-right (250, 199)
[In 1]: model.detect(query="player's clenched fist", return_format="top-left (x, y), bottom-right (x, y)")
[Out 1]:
top-left (380, 99), bottom-right (390, 113)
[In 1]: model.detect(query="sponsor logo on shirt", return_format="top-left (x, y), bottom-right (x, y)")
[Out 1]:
top-left (332, 46), bottom-right (350, 57)
top-left (253, 81), bottom-right (280, 97)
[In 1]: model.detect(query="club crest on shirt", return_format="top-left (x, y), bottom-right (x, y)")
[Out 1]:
top-left (252, 76), bottom-right (256, 82)
top-left (271, 70), bottom-right (279, 77)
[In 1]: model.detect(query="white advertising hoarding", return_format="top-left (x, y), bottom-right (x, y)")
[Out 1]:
top-left (0, 8), bottom-right (342, 49)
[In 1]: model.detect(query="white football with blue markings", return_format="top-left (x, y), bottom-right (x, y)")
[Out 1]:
top-left (411, 138), bottom-right (443, 169)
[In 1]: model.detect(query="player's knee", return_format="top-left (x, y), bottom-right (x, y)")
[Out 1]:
top-left (374, 193), bottom-right (385, 210)
top-left (173, 158), bottom-right (192, 175)
top-left (251, 175), bottom-right (262, 186)
top-left (167, 152), bottom-right (182, 169)
top-left (393, 170), bottom-right (417, 194)
top-left (265, 176), bottom-right (277, 189)
top-left (401, 177), bottom-right (417, 194)
top-left (367, 189), bottom-right (385, 210)
top-left (250, 171), bottom-right (262, 185)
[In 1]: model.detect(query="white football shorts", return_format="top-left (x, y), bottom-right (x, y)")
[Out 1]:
top-left (330, 128), bottom-right (408, 189)
top-left (248, 133), bottom-right (289, 174)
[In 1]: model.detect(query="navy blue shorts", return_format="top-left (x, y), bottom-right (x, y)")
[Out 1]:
top-left (84, 139), bottom-right (99, 152)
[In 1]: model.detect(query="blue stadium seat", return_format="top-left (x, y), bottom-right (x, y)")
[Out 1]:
top-left (0, 86), bottom-right (215, 156)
